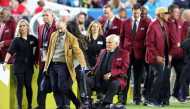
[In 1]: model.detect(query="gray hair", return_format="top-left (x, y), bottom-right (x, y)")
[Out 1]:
top-left (181, 9), bottom-right (190, 22)
top-left (43, 8), bottom-right (55, 17)
top-left (106, 34), bottom-right (120, 46)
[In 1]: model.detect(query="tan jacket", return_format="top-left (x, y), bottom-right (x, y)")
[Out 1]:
top-left (44, 31), bottom-right (86, 81)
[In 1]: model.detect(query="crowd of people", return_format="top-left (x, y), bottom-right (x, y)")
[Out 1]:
top-left (1, 0), bottom-right (190, 109)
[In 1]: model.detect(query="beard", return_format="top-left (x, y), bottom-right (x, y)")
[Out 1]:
top-left (78, 20), bottom-right (84, 25)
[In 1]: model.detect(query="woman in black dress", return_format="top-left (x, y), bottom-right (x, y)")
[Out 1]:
top-left (86, 21), bottom-right (106, 68)
top-left (4, 19), bottom-right (38, 109)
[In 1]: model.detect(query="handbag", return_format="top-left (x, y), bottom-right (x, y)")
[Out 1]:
top-left (40, 72), bottom-right (52, 93)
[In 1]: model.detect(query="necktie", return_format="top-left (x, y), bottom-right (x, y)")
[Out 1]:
top-left (132, 20), bottom-right (137, 35)
top-left (42, 24), bottom-right (49, 48)
top-left (105, 20), bottom-right (110, 31)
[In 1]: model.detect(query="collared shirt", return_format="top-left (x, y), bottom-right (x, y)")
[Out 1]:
top-left (104, 16), bottom-right (115, 31)
top-left (8, 35), bottom-right (38, 73)
top-left (132, 17), bottom-right (141, 31)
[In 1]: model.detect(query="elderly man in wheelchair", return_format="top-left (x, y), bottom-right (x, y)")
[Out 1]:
top-left (81, 34), bottom-right (129, 109)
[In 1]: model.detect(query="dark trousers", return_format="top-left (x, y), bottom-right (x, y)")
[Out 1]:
top-left (179, 59), bottom-right (190, 99)
top-left (15, 70), bottom-right (33, 108)
top-left (37, 67), bottom-right (47, 109)
top-left (37, 65), bottom-right (70, 109)
top-left (120, 58), bottom-right (145, 104)
top-left (49, 63), bottom-right (80, 109)
top-left (142, 63), bottom-right (154, 101)
top-left (87, 77), bottom-right (120, 104)
top-left (172, 58), bottom-right (184, 98)
top-left (150, 64), bottom-right (171, 104)
top-left (75, 65), bottom-right (84, 99)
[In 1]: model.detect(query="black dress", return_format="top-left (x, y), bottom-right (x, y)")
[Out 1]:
top-left (86, 35), bottom-right (106, 67)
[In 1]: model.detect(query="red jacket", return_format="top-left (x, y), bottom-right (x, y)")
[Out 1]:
top-left (0, 16), bottom-right (16, 62)
top-left (103, 17), bottom-right (123, 37)
top-left (167, 18), bottom-right (184, 59)
top-left (145, 19), bottom-right (171, 64)
top-left (37, 20), bottom-right (56, 69)
top-left (94, 48), bottom-right (129, 90)
top-left (122, 17), bottom-right (151, 60)
top-left (0, 0), bottom-right (10, 7)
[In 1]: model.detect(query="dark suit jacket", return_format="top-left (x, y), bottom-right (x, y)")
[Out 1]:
top-left (37, 20), bottom-right (56, 69)
top-left (122, 17), bottom-right (151, 60)
top-left (0, 16), bottom-right (16, 62)
top-left (93, 48), bottom-right (129, 90)
top-left (67, 20), bottom-right (89, 52)
top-left (145, 19), bottom-right (171, 64)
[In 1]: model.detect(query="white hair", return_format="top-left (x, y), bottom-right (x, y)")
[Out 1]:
top-left (106, 34), bottom-right (120, 46)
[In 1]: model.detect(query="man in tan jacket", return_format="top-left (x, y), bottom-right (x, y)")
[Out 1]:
top-left (43, 20), bottom-right (86, 109)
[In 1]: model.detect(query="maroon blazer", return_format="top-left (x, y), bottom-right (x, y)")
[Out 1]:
top-left (37, 20), bottom-right (56, 69)
top-left (103, 17), bottom-right (123, 37)
top-left (0, 16), bottom-right (16, 62)
top-left (122, 17), bottom-right (151, 60)
top-left (167, 18), bottom-right (184, 59)
top-left (145, 19), bottom-right (171, 64)
top-left (93, 48), bottom-right (129, 90)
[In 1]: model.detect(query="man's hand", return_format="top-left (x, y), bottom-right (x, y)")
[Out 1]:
top-left (156, 56), bottom-right (165, 64)
top-left (104, 72), bottom-right (112, 80)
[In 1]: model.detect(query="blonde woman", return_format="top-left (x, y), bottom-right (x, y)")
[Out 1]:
top-left (4, 19), bottom-right (38, 109)
top-left (86, 21), bottom-right (106, 67)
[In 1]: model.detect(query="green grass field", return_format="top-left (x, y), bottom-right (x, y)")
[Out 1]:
top-left (0, 65), bottom-right (190, 109)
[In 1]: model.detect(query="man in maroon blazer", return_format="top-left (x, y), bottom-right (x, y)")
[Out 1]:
top-left (102, 4), bottom-right (123, 38)
top-left (167, 4), bottom-right (186, 100)
top-left (122, 4), bottom-right (151, 105)
top-left (86, 34), bottom-right (129, 108)
top-left (0, 8), bottom-right (16, 63)
top-left (36, 9), bottom-right (57, 109)
top-left (178, 9), bottom-right (190, 101)
top-left (145, 7), bottom-right (172, 106)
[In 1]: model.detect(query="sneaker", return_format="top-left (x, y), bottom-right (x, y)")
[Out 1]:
top-left (161, 101), bottom-right (169, 107)
top-left (133, 100), bottom-right (142, 105)
top-left (147, 102), bottom-right (161, 107)
top-left (143, 99), bottom-right (149, 106)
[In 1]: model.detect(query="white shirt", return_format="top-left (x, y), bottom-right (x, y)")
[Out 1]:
top-left (132, 17), bottom-right (141, 31)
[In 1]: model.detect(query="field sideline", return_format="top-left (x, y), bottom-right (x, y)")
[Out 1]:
top-left (0, 65), bottom-right (190, 109)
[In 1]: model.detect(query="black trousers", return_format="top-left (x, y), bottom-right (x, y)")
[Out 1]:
top-left (150, 64), bottom-right (171, 104)
top-left (179, 59), bottom-right (190, 99)
top-left (37, 67), bottom-right (47, 109)
top-left (48, 63), bottom-right (80, 109)
top-left (172, 58), bottom-right (184, 98)
top-left (142, 63), bottom-right (154, 101)
top-left (37, 64), bottom-right (70, 109)
top-left (87, 76), bottom-right (120, 104)
top-left (120, 57), bottom-right (145, 104)
top-left (15, 69), bottom-right (33, 108)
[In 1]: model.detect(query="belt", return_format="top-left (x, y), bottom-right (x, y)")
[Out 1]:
top-left (51, 62), bottom-right (65, 65)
